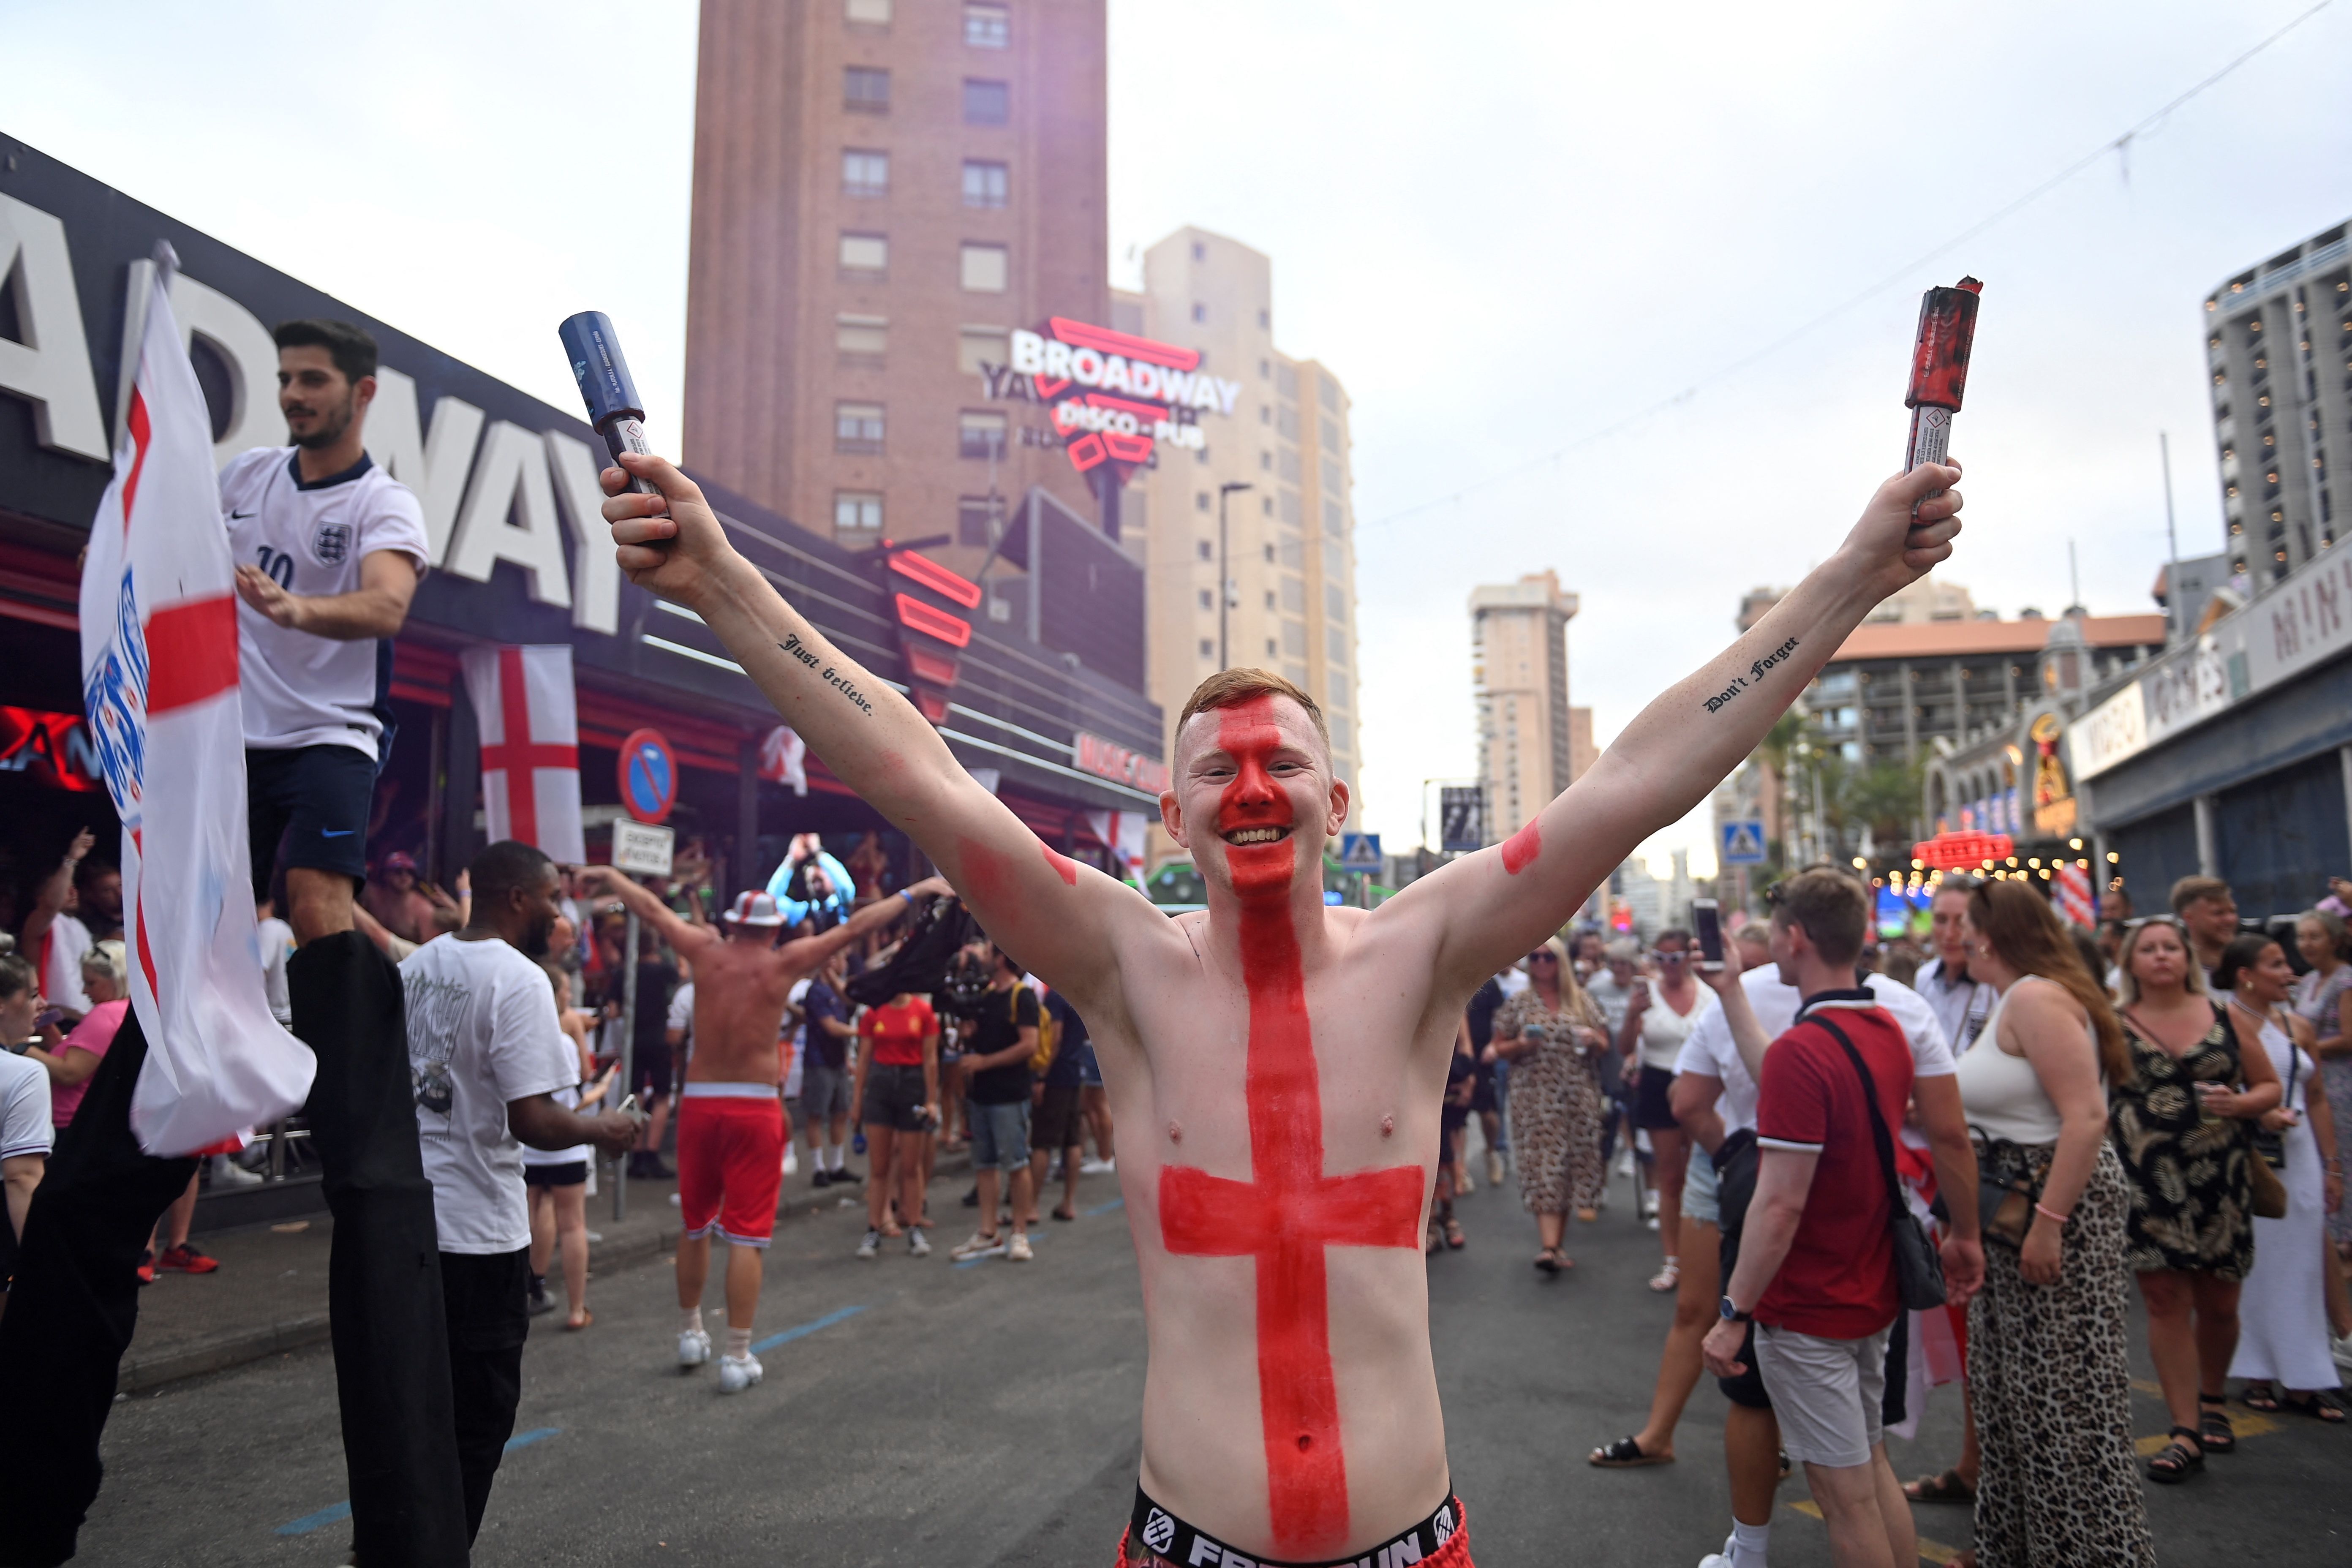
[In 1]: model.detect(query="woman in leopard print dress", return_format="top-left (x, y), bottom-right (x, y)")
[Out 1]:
top-left (1956, 882), bottom-right (2153, 1566)
top-left (1492, 938), bottom-right (1608, 1273)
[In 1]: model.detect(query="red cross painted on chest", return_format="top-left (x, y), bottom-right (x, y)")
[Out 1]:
top-left (1156, 700), bottom-right (1425, 1557)
top-left (478, 647), bottom-right (577, 848)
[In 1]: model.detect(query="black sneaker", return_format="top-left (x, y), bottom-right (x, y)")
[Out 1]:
top-left (829, 1166), bottom-right (861, 1185)
top-left (961, 1186), bottom-right (980, 1208)
top-left (526, 1282), bottom-right (556, 1317)
top-left (812, 1168), bottom-right (832, 1189)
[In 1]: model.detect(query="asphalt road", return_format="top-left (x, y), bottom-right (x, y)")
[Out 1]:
top-left (84, 1135), bottom-right (2352, 1566)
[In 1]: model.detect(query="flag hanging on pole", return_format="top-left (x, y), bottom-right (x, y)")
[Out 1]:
top-left (78, 244), bottom-right (315, 1157)
top-left (461, 645), bottom-right (585, 864)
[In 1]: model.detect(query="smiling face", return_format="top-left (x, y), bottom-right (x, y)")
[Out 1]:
top-left (1163, 694), bottom-right (1345, 903)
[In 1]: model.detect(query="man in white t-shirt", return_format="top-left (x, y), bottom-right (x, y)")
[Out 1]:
top-left (19, 829), bottom-right (97, 1020)
top-left (1914, 877), bottom-right (1997, 1059)
top-left (1672, 907), bottom-right (1981, 1568)
top-left (224, 319), bottom-right (430, 946)
top-left (1, 952), bottom-right (55, 1319)
top-left (401, 841), bottom-right (635, 1543)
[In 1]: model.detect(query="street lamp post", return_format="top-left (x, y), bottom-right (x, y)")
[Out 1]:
top-left (1217, 481), bottom-right (1252, 670)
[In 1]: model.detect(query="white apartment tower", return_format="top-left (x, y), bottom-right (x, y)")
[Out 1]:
top-left (1470, 572), bottom-right (1584, 843)
top-left (1119, 228), bottom-right (1362, 849)
top-left (2205, 218), bottom-right (2349, 584)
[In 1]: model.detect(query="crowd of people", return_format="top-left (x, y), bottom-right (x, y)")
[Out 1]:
top-left (1460, 863), bottom-right (2351, 1568)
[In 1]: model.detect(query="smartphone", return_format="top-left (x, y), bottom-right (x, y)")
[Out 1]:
top-left (33, 1007), bottom-right (64, 1029)
top-left (1693, 899), bottom-right (1724, 971)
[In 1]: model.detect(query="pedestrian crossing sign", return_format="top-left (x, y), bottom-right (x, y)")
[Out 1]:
top-left (1337, 832), bottom-right (1382, 872)
top-left (1720, 819), bottom-right (1767, 866)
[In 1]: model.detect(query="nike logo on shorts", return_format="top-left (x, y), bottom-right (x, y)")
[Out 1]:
top-left (231, 510), bottom-right (256, 519)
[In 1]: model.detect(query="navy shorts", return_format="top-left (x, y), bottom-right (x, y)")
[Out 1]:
top-left (247, 743), bottom-right (378, 901)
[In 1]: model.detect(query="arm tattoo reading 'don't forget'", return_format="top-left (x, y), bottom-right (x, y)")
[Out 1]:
top-left (1702, 636), bottom-right (1799, 715)
top-left (781, 632), bottom-right (875, 716)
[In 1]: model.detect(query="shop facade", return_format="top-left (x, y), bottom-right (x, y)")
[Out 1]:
top-left (0, 136), bottom-right (1163, 908)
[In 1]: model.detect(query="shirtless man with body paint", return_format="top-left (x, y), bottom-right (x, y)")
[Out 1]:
top-left (600, 451), bottom-right (1973, 1565)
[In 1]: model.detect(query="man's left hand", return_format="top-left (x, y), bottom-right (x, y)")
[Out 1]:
top-left (234, 563), bottom-right (305, 629)
top-left (1939, 1233), bottom-right (1984, 1305)
top-left (1701, 1317), bottom-right (1748, 1378)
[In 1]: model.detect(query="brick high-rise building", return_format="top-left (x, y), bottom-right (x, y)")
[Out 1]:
top-left (681, 0), bottom-right (1109, 577)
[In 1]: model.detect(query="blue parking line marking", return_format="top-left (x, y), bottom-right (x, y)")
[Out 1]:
top-left (276, 1429), bottom-right (561, 1534)
top-left (1084, 1197), bottom-right (1125, 1216)
top-left (750, 1302), bottom-right (867, 1354)
top-left (275, 1501), bottom-right (351, 1536)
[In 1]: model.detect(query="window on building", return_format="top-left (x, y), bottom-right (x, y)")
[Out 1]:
top-left (835, 491), bottom-right (883, 531)
top-left (1263, 543), bottom-right (1277, 563)
top-left (1277, 406), bottom-right (1300, 441)
top-left (1331, 714), bottom-right (1353, 753)
top-left (1319, 377), bottom-right (1338, 413)
top-left (1265, 637), bottom-right (1278, 657)
top-left (1323, 538), bottom-right (1344, 577)
top-left (845, 0), bottom-right (891, 21)
top-left (839, 232), bottom-right (887, 273)
top-left (1328, 671), bottom-right (1349, 708)
top-left (1327, 627), bottom-right (1348, 665)
top-left (835, 401), bottom-right (885, 454)
top-left (1322, 457), bottom-right (1343, 492)
top-left (1261, 495), bottom-right (1273, 517)
top-left (1258, 308), bottom-right (1270, 329)
top-left (1196, 539), bottom-right (1212, 559)
top-left (1282, 622), bottom-right (1307, 656)
top-left (1195, 492), bottom-right (1211, 513)
top-left (958, 409), bottom-right (1007, 459)
top-left (1198, 637), bottom-right (1214, 658)
top-left (1281, 490), bottom-right (1302, 525)
top-left (964, 3), bottom-right (1009, 47)
top-left (957, 495), bottom-right (998, 547)
top-left (957, 327), bottom-right (1009, 375)
top-left (961, 159), bottom-right (1008, 208)
top-left (1263, 590), bottom-right (1276, 610)
top-left (1191, 241), bottom-right (1206, 261)
top-left (1259, 451), bottom-right (1272, 472)
top-left (1277, 362), bottom-right (1299, 400)
top-left (1325, 584), bottom-right (1346, 623)
top-left (1320, 416), bottom-right (1339, 451)
top-left (1279, 449), bottom-right (1301, 483)
top-left (1259, 358), bottom-right (1271, 378)
top-left (844, 66), bottom-right (890, 112)
top-left (1197, 588), bottom-right (1213, 610)
top-left (842, 149), bottom-right (889, 197)
top-left (1191, 302), bottom-right (1208, 324)
top-left (963, 78), bottom-right (1010, 125)
top-left (836, 313), bottom-right (888, 358)
top-left (1281, 577), bottom-right (1304, 612)
top-left (960, 242), bottom-right (1008, 292)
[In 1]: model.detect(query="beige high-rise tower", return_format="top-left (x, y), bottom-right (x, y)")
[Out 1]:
top-left (1119, 228), bottom-right (1362, 860)
top-left (1470, 572), bottom-right (1587, 844)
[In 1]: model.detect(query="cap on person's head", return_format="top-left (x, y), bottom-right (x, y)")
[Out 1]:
top-left (381, 851), bottom-right (419, 876)
top-left (723, 890), bottom-right (785, 927)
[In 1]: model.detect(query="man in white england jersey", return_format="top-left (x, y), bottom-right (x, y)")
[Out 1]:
top-left (221, 319), bottom-right (430, 945)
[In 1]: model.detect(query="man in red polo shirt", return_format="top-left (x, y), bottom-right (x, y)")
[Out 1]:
top-left (1701, 868), bottom-right (1930, 1568)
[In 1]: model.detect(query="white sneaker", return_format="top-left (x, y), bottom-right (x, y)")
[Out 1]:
top-left (907, 1227), bottom-right (931, 1257)
top-left (1614, 1149), bottom-right (1635, 1177)
top-left (209, 1154), bottom-right (264, 1188)
top-left (716, 1353), bottom-right (763, 1393)
top-left (1081, 1157), bottom-right (1116, 1175)
top-left (782, 1143), bottom-right (798, 1175)
top-left (677, 1328), bottom-right (712, 1368)
top-left (1647, 1215), bottom-right (1662, 1232)
top-left (1485, 1150), bottom-right (1505, 1187)
top-left (950, 1230), bottom-right (1006, 1261)
top-left (1006, 1232), bottom-right (1034, 1262)
top-left (857, 1230), bottom-right (881, 1259)
top-left (1696, 1533), bottom-right (1736, 1568)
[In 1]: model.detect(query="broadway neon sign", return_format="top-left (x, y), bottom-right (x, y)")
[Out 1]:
top-left (988, 318), bottom-right (1241, 479)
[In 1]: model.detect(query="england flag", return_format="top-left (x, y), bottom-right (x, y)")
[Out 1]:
top-left (79, 245), bottom-right (315, 1156)
top-left (462, 645), bottom-right (585, 864)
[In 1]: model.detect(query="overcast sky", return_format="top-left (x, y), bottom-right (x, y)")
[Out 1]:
top-left (11, 0), bottom-right (2348, 876)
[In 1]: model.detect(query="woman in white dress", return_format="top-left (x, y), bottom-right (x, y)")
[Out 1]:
top-left (2222, 934), bottom-right (2347, 1419)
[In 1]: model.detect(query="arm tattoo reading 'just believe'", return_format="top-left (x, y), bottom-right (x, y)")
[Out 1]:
top-left (781, 632), bottom-right (876, 716)
top-left (1702, 635), bottom-right (1800, 715)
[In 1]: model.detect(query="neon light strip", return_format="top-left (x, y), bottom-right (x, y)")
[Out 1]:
top-left (887, 549), bottom-right (983, 608)
top-left (895, 594), bottom-right (973, 648)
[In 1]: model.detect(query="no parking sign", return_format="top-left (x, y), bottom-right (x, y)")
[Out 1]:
top-left (617, 728), bottom-right (677, 824)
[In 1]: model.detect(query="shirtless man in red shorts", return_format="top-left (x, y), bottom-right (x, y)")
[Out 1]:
top-left (574, 874), bottom-right (942, 1393)
top-left (601, 449), bottom-right (1963, 1559)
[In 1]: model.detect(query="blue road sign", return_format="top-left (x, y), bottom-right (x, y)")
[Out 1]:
top-left (1719, 819), bottom-right (1767, 866)
top-left (1337, 832), bottom-right (1382, 872)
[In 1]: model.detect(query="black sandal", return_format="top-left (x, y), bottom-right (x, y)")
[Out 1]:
top-left (2279, 1391), bottom-right (2347, 1423)
top-left (2239, 1381), bottom-right (2282, 1412)
top-left (2146, 1426), bottom-right (2204, 1483)
top-left (2198, 1393), bottom-right (2236, 1454)
top-left (1588, 1435), bottom-right (1673, 1468)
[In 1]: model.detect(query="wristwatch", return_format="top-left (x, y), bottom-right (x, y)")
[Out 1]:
top-left (1718, 1296), bottom-right (1752, 1324)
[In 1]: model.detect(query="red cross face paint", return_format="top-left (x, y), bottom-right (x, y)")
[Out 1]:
top-left (1154, 696), bottom-right (1426, 1557)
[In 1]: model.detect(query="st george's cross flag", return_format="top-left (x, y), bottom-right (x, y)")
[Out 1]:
top-left (79, 245), bottom-right (314, 1156)
top-left (461, 645), bottom-right (585, 865)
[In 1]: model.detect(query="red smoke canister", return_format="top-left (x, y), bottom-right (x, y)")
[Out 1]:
top-left (1903, 277), bottom-right (1982, 473)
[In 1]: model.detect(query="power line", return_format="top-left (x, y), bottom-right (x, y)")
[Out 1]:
top-left (1356, 0), bottom-right (2334, 539)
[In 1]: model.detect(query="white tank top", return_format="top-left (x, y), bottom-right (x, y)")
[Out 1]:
top-left (1954, 979), bottom-right (2076, 1145)
top-left (1638, 987), bottom-right (1701, 1071)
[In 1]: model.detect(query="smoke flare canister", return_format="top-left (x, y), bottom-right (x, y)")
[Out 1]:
top-left (1903, 278), bottom-right (1983, 473)
top-left (558, 311), bottom-right (658, 495)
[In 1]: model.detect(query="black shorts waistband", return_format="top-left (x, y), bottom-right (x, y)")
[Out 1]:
top-left (1130, 1486), bottom-right (1461, 1568)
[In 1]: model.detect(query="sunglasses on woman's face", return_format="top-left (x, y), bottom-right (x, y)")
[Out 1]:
top-left (1527, 951), bottom-right (1558, 964)
top-left (1653, 950), bottom-right (1688, 963)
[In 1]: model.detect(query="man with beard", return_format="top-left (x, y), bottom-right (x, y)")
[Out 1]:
top-left (402, 841), bottom-right (637, 1542)
top-left (598, 441), bottom-right (1968, 1566)
top-left (222, 318), bottom-right (427, 945)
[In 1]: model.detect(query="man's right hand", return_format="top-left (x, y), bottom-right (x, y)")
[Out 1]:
top-left (587, 1111), bottom-right (638, 1160)
top-left (599, 453), bottom-right (749, 612)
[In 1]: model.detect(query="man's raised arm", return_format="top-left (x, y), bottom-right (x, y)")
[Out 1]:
top-left (599, 455), bottom-right (1145, 994)
top-left (775, 877), bottom-right (952, 975)
top-left (575, 866), bottom-right (716, 959)
top-left (1402, 462), bottom-right (1964, 984)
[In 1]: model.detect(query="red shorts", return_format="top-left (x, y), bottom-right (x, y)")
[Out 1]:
top-left (676, 1090), bottom-right (784, 1247)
